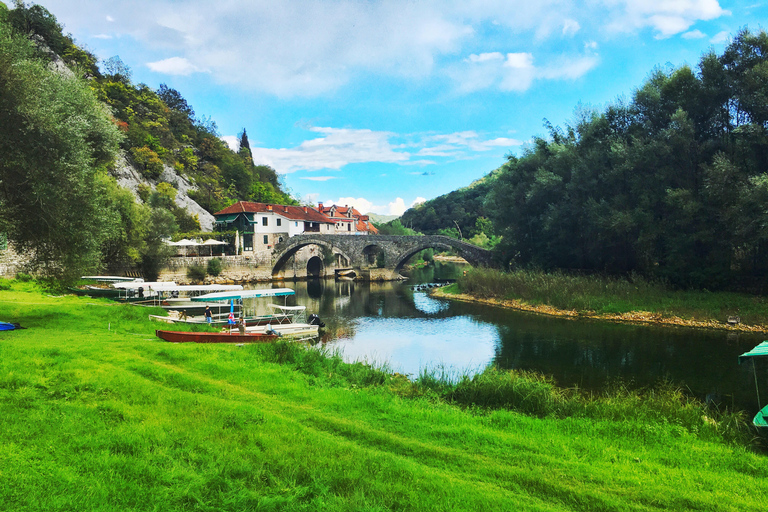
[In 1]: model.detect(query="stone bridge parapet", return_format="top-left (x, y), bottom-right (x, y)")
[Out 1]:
top-left (271, 234), bottom-right (493, 278)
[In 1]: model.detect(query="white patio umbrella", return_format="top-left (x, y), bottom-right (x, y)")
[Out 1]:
top-left (172, 238), bottom-right (200, 256)
top-left (202, 238), bottom-right (227, 256)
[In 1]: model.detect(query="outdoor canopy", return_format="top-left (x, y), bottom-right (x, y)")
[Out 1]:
top-left (190, 288), bottom-right (295, 302)
top-left (739, 341), bottom-right (768, 364)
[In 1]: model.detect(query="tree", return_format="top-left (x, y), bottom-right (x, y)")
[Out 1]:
top-left (0, 23), bottom-right (122, 283)
top-left (238, 128), bottom-right (253, 165)
top-left (157, 84), bottom-right (195, 118)
top-left (7, 1), bottom-right (66, 55)
top-left (102, 55), bottom-right (132, 84)
top-left (138, 208), bottom-right (176, 281)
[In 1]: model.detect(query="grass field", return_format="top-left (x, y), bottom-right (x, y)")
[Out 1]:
top-left (1, 279), bottom-right (766, 511)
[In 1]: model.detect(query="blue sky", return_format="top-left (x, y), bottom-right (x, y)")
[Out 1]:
top-left (12, 0), bottom-right (767, 215)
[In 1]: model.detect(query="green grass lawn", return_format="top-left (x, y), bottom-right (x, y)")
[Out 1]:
top-left (1, 279), bottom-right (766, 511)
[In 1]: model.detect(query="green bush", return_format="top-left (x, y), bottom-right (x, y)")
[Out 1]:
top-left (207, 258), bottom-right (222, 277)
top-left (186, 264), bottom-right (206, 282)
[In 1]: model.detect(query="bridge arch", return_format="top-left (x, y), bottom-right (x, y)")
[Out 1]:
top-left (271, 238), bottom-right (352, 278)
top-left (392, 242), bottom-right (454, 272)
top-left (392, 238), bottom-right (491, 271)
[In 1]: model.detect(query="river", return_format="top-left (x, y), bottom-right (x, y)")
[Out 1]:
top-left (248, 261), bottom-right (766, 413)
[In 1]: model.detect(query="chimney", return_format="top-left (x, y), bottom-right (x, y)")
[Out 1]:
top-left (267, 204), bottom-right (272, 211)
top-left (319, 203), bottom-right (323, 210)
top-left (284, 206), bottom-right (288, 212)
top-left (303, 206), bottom-right (308, 213)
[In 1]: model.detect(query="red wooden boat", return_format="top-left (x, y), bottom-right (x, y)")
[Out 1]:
top-left (155, 329), bottom-right (279, 343)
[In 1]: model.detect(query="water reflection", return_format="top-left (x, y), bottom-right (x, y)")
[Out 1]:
top-left (260, 262), bottom-right (765, 413)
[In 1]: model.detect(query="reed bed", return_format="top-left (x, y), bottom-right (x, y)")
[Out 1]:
top-left (456, 267), bottom-right (768, 325)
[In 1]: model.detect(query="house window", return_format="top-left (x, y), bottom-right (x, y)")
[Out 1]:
top-left (295, 222), bottom-right (298, 227)
top-left (262, 217), bottom-right (268, 226)
top-left (263, 235), bottom-right (269, 244)
top-left (276, 218), bottom-right (281, 226)
top-left (348, 223), bottom-right (351, 231)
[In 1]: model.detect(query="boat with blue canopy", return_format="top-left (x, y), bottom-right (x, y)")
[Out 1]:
top-left (738, 341), bottom-right (768, 428)
top-left (190, 288), bottom-right (296, 301)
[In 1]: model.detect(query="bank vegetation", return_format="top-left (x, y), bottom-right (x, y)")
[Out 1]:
top-left (440, 267), bottom-right (768, 333)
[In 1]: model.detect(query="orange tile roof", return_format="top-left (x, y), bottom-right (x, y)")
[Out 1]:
top-left (214, 202), bottom-right (333, 224)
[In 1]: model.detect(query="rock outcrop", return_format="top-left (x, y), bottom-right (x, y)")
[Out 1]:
top-left (111, 154), bottom-right (215, 232)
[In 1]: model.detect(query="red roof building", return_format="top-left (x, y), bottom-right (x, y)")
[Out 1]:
top-left (213, 201), bottom-right (377, 254)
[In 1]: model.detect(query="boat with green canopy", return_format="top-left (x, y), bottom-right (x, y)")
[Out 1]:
top-left (738, 341), bottom-right (768, 428)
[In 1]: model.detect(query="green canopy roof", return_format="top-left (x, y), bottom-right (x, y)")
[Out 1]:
top-left (214, 214), bottom-right (240, 224)
top-left (739, 341), bottom-right (768, 364)
top-left (214, 212), bottom-right (257, 225)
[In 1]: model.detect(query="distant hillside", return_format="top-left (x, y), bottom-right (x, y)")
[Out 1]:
top-left (399, 168), bottom-right (503, 238)
top-left (368, 213), bottom-right (399, 225)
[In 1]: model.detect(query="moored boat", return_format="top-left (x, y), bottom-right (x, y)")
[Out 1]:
top-left (155, 329), bottom-right (279, 343)
top-left (148, 311), bottom-right (293, 326)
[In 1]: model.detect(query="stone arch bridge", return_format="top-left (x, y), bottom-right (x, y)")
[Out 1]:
top-left (271, 234), bottom-right (494, 279)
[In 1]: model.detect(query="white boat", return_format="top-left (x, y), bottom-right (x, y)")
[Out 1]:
top-left (232, 321), bottom-right (319, 338)
top-left (192, 288), bottom-right (322, 339)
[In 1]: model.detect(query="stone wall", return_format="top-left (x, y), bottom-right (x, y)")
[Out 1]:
top-left (0, 245), bottom-right (26, 277)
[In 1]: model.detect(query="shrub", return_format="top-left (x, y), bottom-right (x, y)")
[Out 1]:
top-left (207, 258), bottom-right (222, 277)
top-left (186, 264), bottom-right (206, 282)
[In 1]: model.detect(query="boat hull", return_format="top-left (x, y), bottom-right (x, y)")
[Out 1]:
top-left (155, 330), bottom-right (278, 343)
top-left (149, 313), bottom-right (292, 326)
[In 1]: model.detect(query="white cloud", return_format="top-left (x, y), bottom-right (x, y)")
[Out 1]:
top-left (245, 126), bottom-right (518, 174)
top-left (562, 19), bottom-right (580, 36)
top-left (300, 176), bottom-right (337, 181)
top-left (604, 0), bottom-right (729, 38)
top-left (35, 0), bottom-right (730, 97)
top-left (387, 198), bottom-right (408, 216)
top-left (323, 197), bottom-right (375, 214)
top-left (682, 29), bottom-right (706, 39)
top-left (221, 135), bottom-right (239, 151)
top-left (250, 127), bottom-right (408, 174)
top-left (418, 131), bottom-right (523, 157)
top-left (538, 55), bottom-right (600, 80)
top-left (146, 56), bottom-right (208, 75)
top-left (318, 196), bottom-right (424, 215)
top-left (710, 30), bottom-right (730, 43)
top-left (451, 51), bottom-right (598, 94)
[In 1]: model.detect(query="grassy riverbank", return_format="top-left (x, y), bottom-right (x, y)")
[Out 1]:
top-left (1, 279), bottom-right (766, 511)
top-left (444, 267), bottom-right (768, 333)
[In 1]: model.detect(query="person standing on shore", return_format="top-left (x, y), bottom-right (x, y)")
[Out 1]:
top-left (205, 306), bottom-right (212, 324)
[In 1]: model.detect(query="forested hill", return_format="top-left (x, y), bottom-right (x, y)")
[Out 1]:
top-left (398, 169), bottom-right (503, 246)
top-left (0, 2), bottom-right (294, 283)
top-left (401, 28), bottom-right (768, 291)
